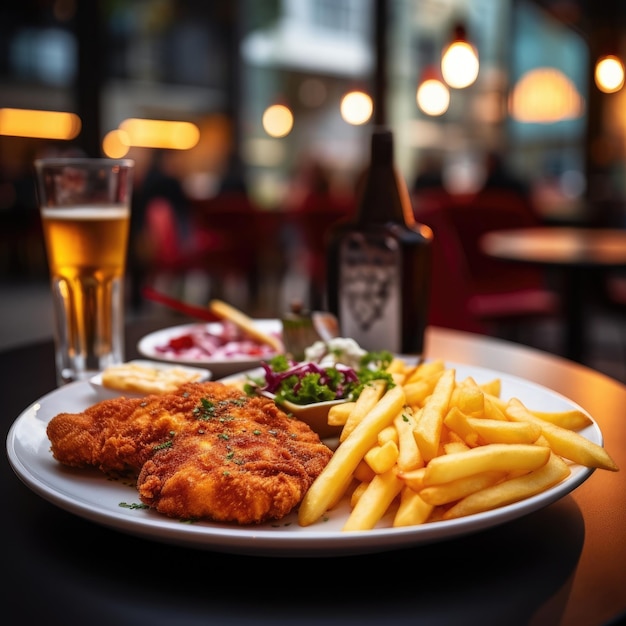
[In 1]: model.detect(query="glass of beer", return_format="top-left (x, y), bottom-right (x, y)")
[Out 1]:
top-left (34, 158), bottom-right (134, 385)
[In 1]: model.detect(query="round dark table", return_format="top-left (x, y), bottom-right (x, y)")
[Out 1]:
top-left (481, 226), bottom-right (626, 364)
top-left (2, 319), bottom-right (626, 626)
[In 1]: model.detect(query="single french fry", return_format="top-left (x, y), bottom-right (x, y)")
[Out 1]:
top-left (459, 375), bottom-right (502, 398)
top-left (377, 425), bottom-right (399, 446)
top-left (395, 467), bottom-right (426, 492)
top-left (394, 407), bottom-right (424, 471)
top-left (387, 358), bottom-right (411, 384)
top-left (479, 378), bottom-right (501, 398)
top-left (343, 468), bottom-right (403, 531)
top-left (484, 392), bottom-right (508, 414)
top-left (405, 359), bottom-right (446, 384)
top-left (340, 379), bottom-right (388, 442)
top-left (450, 384), bottom-right (484, 417)
top-left (413, 368), bottom-right (456, 461)
top-left (458, 375), bottom-right (479, 388)
top-left (208, 299), bottom-right (283, 352)
top-left (483, 395), bottom-right (508, 420)
top-left (466, 415), bottom-right (542, 445)
top-left (443, 406), bottom-right (480, 446)
top-left (354, 459), bottom-right (376, 483)
top-left (488, 393), bottom-right (591, 430)
top-left (393, 486), bottom-right (433, 527)
top-left (442, 453), bottom-right (571, 520)
top-left (418, 470), bottom-right (506, 506)
top-left (298, 385), bottom-right (406, 526)
top-left (529, 408), bottom-right (593, 431)
top-left (505, 398), bottom-right (619, 471)
top-left (403, 372), bottom-right (444, 407)
top-left (327, 401), bottom-right (356, 426)
top-left (350, 481), bottom-right (369, 508)
top-left (365, 439), bottom-right (399, 474)
top-left (423, 443), bottom-right (551, 486)
top-left (327, 471), bottom-right (356, 510)
top-left (535, 434), bottom-right (551, 447)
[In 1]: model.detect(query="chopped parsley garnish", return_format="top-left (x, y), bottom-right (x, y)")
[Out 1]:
top-left (153, 431), bottom-right (176, 451)
top-left (193, 397), bottom-right (216, 420)
top-left (119, 501), bottom-right (149, 510)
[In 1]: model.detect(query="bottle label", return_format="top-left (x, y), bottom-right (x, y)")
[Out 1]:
top-left (338, 232), bottom-right (401, 352)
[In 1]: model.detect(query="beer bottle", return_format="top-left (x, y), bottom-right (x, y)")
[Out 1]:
top-left (325, 127), bottom-right (433, 355)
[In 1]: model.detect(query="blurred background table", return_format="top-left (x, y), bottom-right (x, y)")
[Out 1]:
top-left (481, 226), bottom-right (626, 363)
top-left (2, 321), bottom-right (626, 626)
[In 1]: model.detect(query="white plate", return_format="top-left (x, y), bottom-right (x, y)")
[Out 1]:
top-left (136, 319), bottom-right (282, 378)
top-left (89, 359), bottom-right (211, 397)
top-left (6, 362), bottom-right (600, 557)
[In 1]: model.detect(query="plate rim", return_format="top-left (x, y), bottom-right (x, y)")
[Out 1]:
top-left (6, 361), bottom-right (599, 557)
top-left (136, 318), bottom-right (282, 367)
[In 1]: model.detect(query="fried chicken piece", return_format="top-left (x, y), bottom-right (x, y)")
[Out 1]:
top-left (47, 381), bottom-right (333, 524)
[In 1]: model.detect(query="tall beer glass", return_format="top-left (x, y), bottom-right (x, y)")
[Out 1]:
top-left (34, 158), bottom-right (134, 385)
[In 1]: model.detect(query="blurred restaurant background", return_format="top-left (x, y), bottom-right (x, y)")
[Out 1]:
top-left (2, 0), bottom-right (626, 380)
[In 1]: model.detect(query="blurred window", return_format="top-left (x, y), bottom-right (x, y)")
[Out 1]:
top-left (10, 27), bottom-right (76, 86)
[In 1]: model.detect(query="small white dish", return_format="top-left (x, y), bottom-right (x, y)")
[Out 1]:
top-left (90, 359), bottom-right (211, 397)
top-left (137, 319), bottom-right (283, 378)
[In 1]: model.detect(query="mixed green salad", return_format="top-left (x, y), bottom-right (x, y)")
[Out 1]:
top-left (244, 337), bottom-right (395, 406)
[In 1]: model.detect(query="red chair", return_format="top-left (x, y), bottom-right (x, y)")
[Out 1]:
top-left (187, 193), bottom-right (261, 304)
top-left (414, 189), bottom-right (560, 337)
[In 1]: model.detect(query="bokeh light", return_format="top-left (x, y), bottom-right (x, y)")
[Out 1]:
top-left (262, 104), bottom-right (294, 138)
top-left (595, 55), bottom-right (625, 93)
top-left (416, 78), bottom-right (450, 116)
top-left (340, 90), bottom-right (373, 125)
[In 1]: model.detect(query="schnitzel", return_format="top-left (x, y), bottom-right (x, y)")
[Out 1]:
top-left (46, 381), bottom-right (333, 525)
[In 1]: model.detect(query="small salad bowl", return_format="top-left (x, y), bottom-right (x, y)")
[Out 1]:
top-left (221, 337), bottom-right (394, 441)
top-left (259, 391), bottom-right (345, 440)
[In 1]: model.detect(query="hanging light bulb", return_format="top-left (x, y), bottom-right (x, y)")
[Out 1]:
top-left (509, 67), bottom-right (584, 123)
top-left (416, 66), bottom-right (450, 116)
top-left (595, 55), bottom-right (625, 93)
top-left (262, 103), bottom-right (294, 138)
top-left (441, 23), bottom-right (479, 89)
top-left (340, 89), bottom-right (373, 125)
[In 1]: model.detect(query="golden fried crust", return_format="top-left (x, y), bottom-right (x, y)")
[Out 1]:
top-left (46, 381), bottom-right (333, 524)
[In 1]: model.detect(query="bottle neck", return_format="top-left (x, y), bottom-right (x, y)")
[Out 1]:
top-left (355, 128), bottom-right (415, 226)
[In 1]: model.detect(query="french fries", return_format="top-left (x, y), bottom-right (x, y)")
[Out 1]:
top-left (505, 398), bottom-right (618, 471)
top-left (297, 385), bottom-right (406, 527)
top-left (300, 359), bottom-right (619, 531)
top-left (339, 379), bottom-right (388, 442)
top-left (412, 368), bottom-right (456, 462)
top-left (442, 453), bottom-right (571, 520)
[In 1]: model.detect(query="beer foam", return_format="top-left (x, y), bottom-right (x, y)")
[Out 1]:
top-left (41, 205), bottom-right (130, 220)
